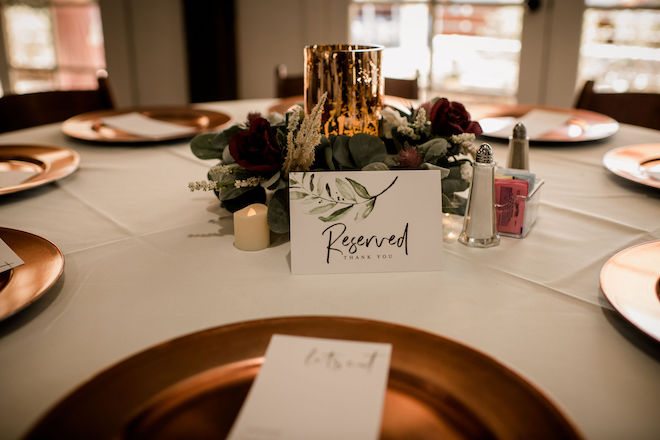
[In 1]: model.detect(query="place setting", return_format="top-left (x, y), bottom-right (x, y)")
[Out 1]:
top-left (473, 104), bottom-right (620, 143)
top-left (600, 240), bottom-right (660, 342)
top-left (25, 316), bottom-right (582, 439)
top-left (0, 144), bottom-right (80, 196)
top-left (602, 143), bottom-right (660, 189)
top-left (0, 227), bottom-right (64, 321)
top-left (61, 107), bottom-right (232, 144)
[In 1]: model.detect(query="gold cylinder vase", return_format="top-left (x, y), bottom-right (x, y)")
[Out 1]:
top-left (304, 44), bottom-right (383, 136)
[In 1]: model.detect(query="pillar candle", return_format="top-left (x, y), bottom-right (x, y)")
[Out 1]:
top-left (233, 203), bottom-right (270, 251)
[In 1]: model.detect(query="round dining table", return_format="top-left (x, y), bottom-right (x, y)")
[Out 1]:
top-left (0, 98), bottom-right (659, 439)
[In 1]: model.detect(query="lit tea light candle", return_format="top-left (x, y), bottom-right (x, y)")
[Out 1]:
top-left (233, 203), bottom-right (270, 251)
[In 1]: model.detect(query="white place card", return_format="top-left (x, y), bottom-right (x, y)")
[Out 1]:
top-left (0, 238), bottom-right (23, 274)
top-left (0, 169), bottom-right (39, 188)
top-left (289, 170), bottom-right (443, 274)
top-left (227, 335), bottom-right (392, 440)
top-left (490, 109), bottom-right (573, 138)
top-left (100, 112), bottom-right (197, 138)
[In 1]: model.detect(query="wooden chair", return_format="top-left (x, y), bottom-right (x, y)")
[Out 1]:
top-left (574, 80), bottom-right (660, 130)
top-left (275, 64), bottom-right (303, 99)
top-left (275, 64), bottom-right (419, 99)
top-left (0, 74), bottom-right (115, 133)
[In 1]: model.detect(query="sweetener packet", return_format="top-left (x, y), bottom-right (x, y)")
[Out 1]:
top-left (495, 178), bottom-right (529, 235)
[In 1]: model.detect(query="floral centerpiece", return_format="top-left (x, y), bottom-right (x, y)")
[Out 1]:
top-left (189, 95), bottom-right (482, 233)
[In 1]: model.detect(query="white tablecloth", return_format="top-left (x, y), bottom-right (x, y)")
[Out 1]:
top-left (0, 99), bottom-right (659, 439)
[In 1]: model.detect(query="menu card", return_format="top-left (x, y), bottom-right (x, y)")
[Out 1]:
top-left (100, 112), bottom-right (197, 138)
top-left (0, 170), bottom-right (38, 188)
top-left (490, 109), bottom-right (573, 138)
top-left (227, 335), bottom-right (392, 440)
top-left (0, 238), bottom-right (23, 274)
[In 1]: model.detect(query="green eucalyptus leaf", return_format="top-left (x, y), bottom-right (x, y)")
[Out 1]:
top-left (346, 178), bottom-right (370, 199)
top-left (190, 133), bottom-right (222, 159)
top-left (324, 144), bottom-right (335, 170)
top-left (332, 135), bottom-right (355, 169)
top-left (221, 187), bottom-right (266, 212)
top-left (348, 133), bottom-right (387, 168)
top-left (267, 188), bottom-right (290, 233)
top-left (219, 185), bottom-right (251, 201)
top-left (422, 138), bottom-right (451, 164)
top-left (335, 178), bottom-right (356, 202)
top-left (262, 171), bottom-right (281, 189)
top-left (441, 178), bottom-right (470, 194)
top-left (215, 125), bottom-right (242, 148)
top-left (361, 162), bottom-right (389, 171)
top-left (319, 205), bottom-right (353, 222)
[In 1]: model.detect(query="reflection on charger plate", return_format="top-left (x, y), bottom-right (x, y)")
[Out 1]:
top-left (603, 143), bottom-right (660, 189)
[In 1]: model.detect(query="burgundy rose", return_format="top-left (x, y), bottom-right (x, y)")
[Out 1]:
top-left (229, 117), bottom-right (281, 174)
top-left (422, 98), bottom-right (482, 136)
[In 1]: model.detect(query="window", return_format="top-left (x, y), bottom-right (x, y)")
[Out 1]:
top-left (349, 0), bottom-right (524, 99)
top-left (578, 0), bottom-right (660, 93)
top-left (0, 0), bottom-right (105, 95)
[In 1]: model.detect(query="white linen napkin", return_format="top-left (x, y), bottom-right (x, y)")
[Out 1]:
top-left (100, 112), bottom-right (197, 139)
top-left (490, 109), bottom-right (573, 139)
top-left (0, 238), bottom-right (24, 274)
top-left (0, 170), bottom-right (39, 188)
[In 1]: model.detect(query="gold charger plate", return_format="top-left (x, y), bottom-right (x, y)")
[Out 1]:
top-left (268, 95), bottom-right (413, 115)
top-left (600, 240), bottom-right (660, 341)
top-left (602, 143), bottom-right (660, 189)
top-left (472, 104), bottom-right (619, 143)
top-left (0, 144), bottom-right (79, 196)
top-left (0, 228), bottom-right (64, 320)
top-left (62, 107), bottom-right (231, 143)
top-left (26, 316), bottom-right (581, 439)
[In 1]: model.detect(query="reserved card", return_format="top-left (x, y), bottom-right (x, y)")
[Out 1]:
top-left (227, 335), bottom-right (392, 440)
top-left (0, 238), bottom-right (23, 274)
top-left (289, 170), bottom-right (443, 274)
top-left (100, 112), bottom-right (197, 138)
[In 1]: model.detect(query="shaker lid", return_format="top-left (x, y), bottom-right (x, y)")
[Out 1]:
top-left (476, 143), bottom-right (494, 164)
top-left (513, 122), bottom-right (527, 139)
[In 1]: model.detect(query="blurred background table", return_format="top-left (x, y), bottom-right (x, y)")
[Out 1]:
top-left (0, 99), bottom-right (659, 439)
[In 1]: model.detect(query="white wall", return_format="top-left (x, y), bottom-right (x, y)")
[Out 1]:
top-left (100, 0), bottom-right (189, 107)
top-left (236, 0), bottom-right (350, 99)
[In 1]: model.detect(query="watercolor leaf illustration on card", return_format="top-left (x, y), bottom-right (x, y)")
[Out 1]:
top-left (289, 173), bottom-right (398, 222)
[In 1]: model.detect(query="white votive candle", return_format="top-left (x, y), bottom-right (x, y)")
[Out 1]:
top-left (233, 203), bottom-right (270, 251)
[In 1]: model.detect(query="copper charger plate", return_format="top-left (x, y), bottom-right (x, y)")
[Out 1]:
top-left (472, 104), bottom-right (619, 143)
top-left (600, 240), bottom-right (660, 341)
top-left (602, 143), bottom-right (660, 189)
top-left (62, 107), bottom-right (231, 143)
top-left (26, 316), bottom-right (580, 439)
top-left (0, 144), bottom-right (79, 196)
top-left (0, 228), bottom-right (64, 320)
top-left (268, 95), bottom-right (413, 115)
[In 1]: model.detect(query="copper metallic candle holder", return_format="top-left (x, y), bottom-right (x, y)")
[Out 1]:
top-left (304, 44), bottom-right (383, 136)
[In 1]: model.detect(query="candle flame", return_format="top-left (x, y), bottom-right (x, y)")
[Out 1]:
top-left (247, 207), bottom-right (257, 217)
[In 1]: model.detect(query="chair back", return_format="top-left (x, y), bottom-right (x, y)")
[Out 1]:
top-left (575, 80), bottom-right (660, 130)
top-left (275, 64), bottom-right (419, 99)
top-left (275, 64), bottom-right (304, 98)
top-left (0, 75), bottom-right (115, 133)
